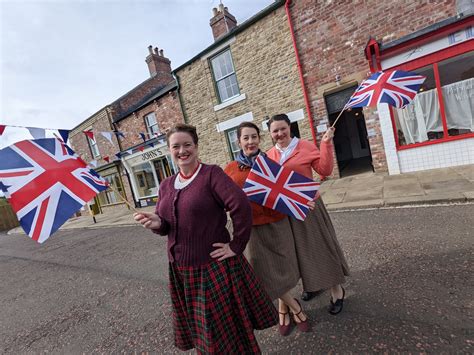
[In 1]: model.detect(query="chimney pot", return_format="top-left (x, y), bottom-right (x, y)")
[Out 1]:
top-left (154, 47), bottom-right (159, 55)
top-left (148, 45), bottom-right (153, 54)
top-left (218, 3), bottom-right (224, 12)
top-left (212, 7), bottom-right (218, 16)
top-left (159, 49), bottom-right (164, 57)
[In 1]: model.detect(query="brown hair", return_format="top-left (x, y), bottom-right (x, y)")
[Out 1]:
top-left (237, 121), bottom-right (260, 140)
top-left (166, 123), bottom-right (199, 145)
top-left (266, 113), bottom-right (291, 130)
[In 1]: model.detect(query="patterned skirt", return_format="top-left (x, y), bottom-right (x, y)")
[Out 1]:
top-left (287, 196), bottom-right (350, 292)
top-left (169, 254), bottom-right (278, 354)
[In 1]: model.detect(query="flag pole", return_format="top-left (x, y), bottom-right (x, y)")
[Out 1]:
top-left (330, 107), bottom-right (347, 128)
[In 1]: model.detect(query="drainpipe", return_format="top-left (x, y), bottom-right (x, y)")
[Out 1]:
top-left (285, 0), bottom-right (317, 145)
top-left (172, 72), bottom-right (188, 124)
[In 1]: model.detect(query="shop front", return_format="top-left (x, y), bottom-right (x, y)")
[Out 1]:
top-left (122, 143), bottom-right (176, 207)
top-left (366, 14), bottom-right (473, 174)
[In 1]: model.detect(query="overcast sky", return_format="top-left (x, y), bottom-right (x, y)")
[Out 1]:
top-left (0, 0), bottom-right (274, 149)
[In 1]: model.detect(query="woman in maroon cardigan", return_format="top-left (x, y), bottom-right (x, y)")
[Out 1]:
top-left (134, 123), bottom-right (277, 354)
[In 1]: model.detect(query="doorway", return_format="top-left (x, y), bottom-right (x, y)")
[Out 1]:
top-left (324, 86), bottom-right (373, 177)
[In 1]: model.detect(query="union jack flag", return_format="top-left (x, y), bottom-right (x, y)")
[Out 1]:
top-left (346, 70), bottom-right (426, 109)
top-left (0, 138), bottom-right (108, 243)
top-left (243, 155), bottom-right (320, 221)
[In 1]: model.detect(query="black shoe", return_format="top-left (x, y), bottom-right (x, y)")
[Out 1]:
top-left (301, 290), bottom-right (323, 301)
top-left (328, 286), bottom-right (345, 315)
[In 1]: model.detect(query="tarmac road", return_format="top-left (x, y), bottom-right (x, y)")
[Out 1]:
top-left (0, 204), bottom-right (473, 353)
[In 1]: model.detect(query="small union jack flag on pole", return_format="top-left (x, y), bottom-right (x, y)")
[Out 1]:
top-left (0, 138), bottom-right (108, 243)
top-left (346, 70), bottom-right (426, 109)
top-left (243, 155), bottom-right (320, 221)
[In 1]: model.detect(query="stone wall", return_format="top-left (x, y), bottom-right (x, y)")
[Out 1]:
top-left (176, 5), bottom-right (312, 168)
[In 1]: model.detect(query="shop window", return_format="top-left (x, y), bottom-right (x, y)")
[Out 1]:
top-left (145, 112), bottom-right (160, 137)
top-left (438, 51), bottom-right (474, 137)
top-left (98, 172), bottom-right (123, 205)
top-left (210, 49), bottom-right (240, 103)
top-left (132, 162), bottom-right (157, 198)
top-left (393, 65), bottom-right (444, 146)
top-left (225, 128), bottom-right (240, 160)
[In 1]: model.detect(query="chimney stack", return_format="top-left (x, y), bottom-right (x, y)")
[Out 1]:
top-left (210, 2), bottom-right (237, 40)
top-left (145, 45), bottom-right (173, 82)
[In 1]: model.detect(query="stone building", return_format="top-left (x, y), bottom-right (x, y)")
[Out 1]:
top-left (174, 1), bottom-right (313, 168)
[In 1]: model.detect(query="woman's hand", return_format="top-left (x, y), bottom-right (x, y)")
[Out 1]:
top-left (322, 127), bottom-right (335, 142)
top-left (134, 212), bottom-right (162, 230)
top-left (307, 200), bottom-right (316, 210)
top-left (210, 243), bottom-right (236, 261)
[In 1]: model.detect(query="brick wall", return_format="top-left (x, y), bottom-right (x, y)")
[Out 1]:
top-left (177, 5), bottom-right (312, 168)
top-left (114, 89), bottom-right (183, 150)
top-left (289, 0), bottom-right (457, 175)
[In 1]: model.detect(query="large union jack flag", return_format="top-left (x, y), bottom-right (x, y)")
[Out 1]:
top-left (243, 155), bottom-right (320, 221)
top-left (346, 70), bottom-right (426, 109)
top-left (0, 138), bottom-right (108, 243)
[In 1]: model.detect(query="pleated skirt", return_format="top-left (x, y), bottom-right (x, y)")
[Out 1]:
top-left (244, 217), bottom-right (300, 300)
top-left (287, 196), bottom-right (350, 292)
top-left (169, 254), bottom-right (278, 354)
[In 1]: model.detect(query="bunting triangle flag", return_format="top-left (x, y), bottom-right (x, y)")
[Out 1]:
top-left (139, 133), bottom-right (146, 142)
top-left (0, 125), bottom-right (6, 135)
top-left (89, 160), bottom-right (97, 167)
top-left (138, 146), bottom-right (145, 152)
top-left (83, 130), bottom-right (94, 140)
top-left (27, 127), bottom-right (46, 140)
top-left (101, 132), bottom-right (114, 146)
top-left (114, 131), bottom-right (125, 140)
top-left (114, 153), bottom-right (121, 160)
top-left (103, 156), bottom-right (110, 163)
top-left (58, 129), bottom-right (70, 144)
top-left (126, 149), bottom-right (133, 155)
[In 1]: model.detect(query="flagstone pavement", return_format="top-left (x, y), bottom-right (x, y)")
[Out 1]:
top-left (7, 164), bottom-right (474, 235)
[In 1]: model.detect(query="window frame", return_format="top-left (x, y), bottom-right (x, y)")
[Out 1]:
top-left (98, 172), bottom-right (124, 206)
top-left (385, 41), bottom-right (473, 151)
top-left (88, 136), bottom-right (100, 158)
top-left (144, 112), bottom-right (160, 137)
top-left (224, 127), bottom-right (240, 160)
top-left (209, 48), bottom-right (240, 104)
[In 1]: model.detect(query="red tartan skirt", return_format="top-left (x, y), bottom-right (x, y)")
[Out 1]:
top-left (169, 254), bottom-right (278, 354)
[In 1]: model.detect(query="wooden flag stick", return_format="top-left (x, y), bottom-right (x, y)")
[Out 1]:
top-left (330, 107), bottom-right (346, 128)
top-left (107, 183), bottom-right (140, 213)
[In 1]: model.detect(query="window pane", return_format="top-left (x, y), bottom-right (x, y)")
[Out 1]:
top-left (393, 65), bottom-right (444, 146)
top-left (226, 129), bottom-right (240, 160)
top-left (217, 74), bottom-right (239, 102)
top-left (132, 162), bottom-right (157, 198)
top-left (438, 51), bottom-right (474, 137)
top-left (217, 79), bottom-right (230, 101)
top-left (89, 138), bottom-right (100, 157)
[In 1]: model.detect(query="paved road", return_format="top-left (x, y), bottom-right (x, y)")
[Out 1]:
top-left (0, 205), bottom-right (473, 353)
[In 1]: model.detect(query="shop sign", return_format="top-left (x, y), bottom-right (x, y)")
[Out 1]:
top-left (126, 147), bottom-right (167, 166)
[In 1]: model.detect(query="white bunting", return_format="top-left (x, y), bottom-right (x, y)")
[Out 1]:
top-left (27, 127), bottom-right (46, 139)
top-left (89, 160), bottom-right (97, 168)
top-left (100, 131), bottom-right (115, 146)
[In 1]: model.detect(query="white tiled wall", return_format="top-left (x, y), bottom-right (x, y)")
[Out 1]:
top-left (398, 138), bottom-right (474, 173)
top-left (377, 103), bottom-right (474, 174)
top-left (377, 104), bottom-right (401, 175)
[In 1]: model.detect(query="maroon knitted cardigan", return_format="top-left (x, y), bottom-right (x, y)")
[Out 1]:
top-left (153, 164), bottom-right (252, 266)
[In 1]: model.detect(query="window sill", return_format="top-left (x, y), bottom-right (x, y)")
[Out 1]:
top-left (214, 93), bottom-right (246, 112)
top-left (396, 133), bottom-right (474, 150)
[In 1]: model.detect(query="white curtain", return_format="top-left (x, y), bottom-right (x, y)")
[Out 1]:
top-left (395, 77), bottom-right (474, 145)
top-left (442, 77), bottom-right (474, 131)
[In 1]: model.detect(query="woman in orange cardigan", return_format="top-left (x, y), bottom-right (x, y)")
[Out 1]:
top-left (266, 114), bottom-right (350, 315)
top-left (225, 121), bottom-right (310, 336)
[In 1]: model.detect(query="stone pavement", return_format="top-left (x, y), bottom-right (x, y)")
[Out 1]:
top-left (7, 164), bottom-right (474, 235)
top-left (321, 164), bottom-right (474, 210)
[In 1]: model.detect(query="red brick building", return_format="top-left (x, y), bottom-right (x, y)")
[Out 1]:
top-left (112, 46), bottom-right (184, 207)
top-left (287, 0), bottom-right (472, 177)
top-left (70, 46), bottom-right (185, 210)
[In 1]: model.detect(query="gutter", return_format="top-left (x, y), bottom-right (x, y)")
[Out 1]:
top-left (173, 72), bottom-right (188, 124)
top-left (285, 0), bottom-right (317, 145)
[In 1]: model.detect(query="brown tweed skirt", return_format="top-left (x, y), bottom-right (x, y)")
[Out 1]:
top-left (287, 196), bottom-right (350, 292)
top-left (244, 217), bottom-right (300, 300)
